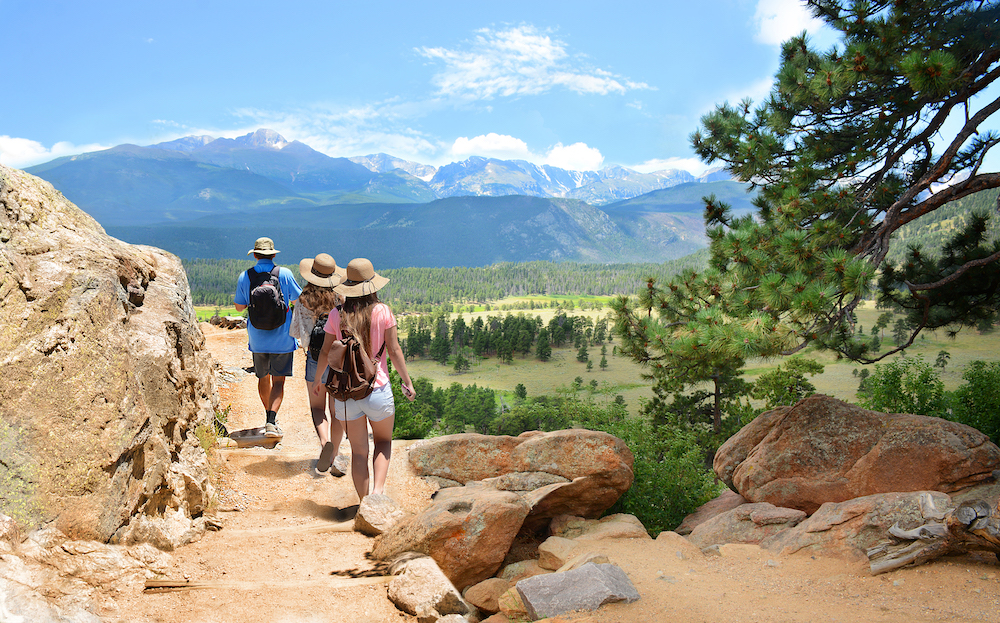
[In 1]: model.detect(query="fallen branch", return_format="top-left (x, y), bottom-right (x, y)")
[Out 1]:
top-left (144, 575), bottom-right (389, 593)
top-left (868, 495), bottom-right (1000, 575)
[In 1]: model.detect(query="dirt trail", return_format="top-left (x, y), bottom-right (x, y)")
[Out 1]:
top-left (100, 324), bottom-right (1000, 623)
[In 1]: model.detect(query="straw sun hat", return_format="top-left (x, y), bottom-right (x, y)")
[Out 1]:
top-left (299, 253), bottom-right (344, 288)
top-left (334, 258), bottom-right (389, 298)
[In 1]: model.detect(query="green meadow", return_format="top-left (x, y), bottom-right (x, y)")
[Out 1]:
top-left (197, 295), bottom-right (1000, 412)
top-left (404, 297), bottom-right (1000, 412)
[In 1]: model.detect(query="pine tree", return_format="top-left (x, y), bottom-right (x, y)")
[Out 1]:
top-left (535, 328), bottom-right (552, 362)
top-left (668, 0), bottom-right (1000, 364)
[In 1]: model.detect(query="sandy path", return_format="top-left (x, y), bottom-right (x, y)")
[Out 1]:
top-left (99, 324), bottom-right (1000, 623)
top-left (106, 324), bottom-right (430, 623)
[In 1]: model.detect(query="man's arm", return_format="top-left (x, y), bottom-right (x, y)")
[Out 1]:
top-left (234, 269), bottom-right (250, 312)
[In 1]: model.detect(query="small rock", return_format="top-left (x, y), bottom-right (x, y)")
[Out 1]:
top-left (387, 556), bottom-right (473, 620)
top-left (355, 494), bottom-right (408, 536)
top-left (498, 587), bottom-right (530, 620)
top-left (498, 559), bottom-right (550, 583)
top-left (537, 536), bottom-right (578, 570)
top-left (463, 577), bottom-right (510, 614)
top-left (331, 454), bottom-right (350, 477)
top-left (555, 551), bottom-right (610, 573)
top-left (516, 562), bottom-right (640, 620)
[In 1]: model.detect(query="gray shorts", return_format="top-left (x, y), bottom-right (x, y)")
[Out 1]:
top-left (252, 352), bottom-right (293, 378)
top-left (330, 383), bottom-right (395, 423)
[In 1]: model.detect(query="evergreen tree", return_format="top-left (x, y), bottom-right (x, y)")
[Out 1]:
top-left (514, 383), bottom-right (527, 402)
top-left (453, 352), bottom-right (471, 374)
top-left (535, 328), bottom-right (552, 361)
top-left (600, 354), bottom-right (608, 371)
top-left (429, 317), bottom-right (451, 365)
top-left (576, 343), bottom-right (589, 363)
top-left (619, 0), bottom-right (1000, 367)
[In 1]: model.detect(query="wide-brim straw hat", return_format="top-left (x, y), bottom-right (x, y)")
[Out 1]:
top-left (334, 258), bottom-right (389, 298)
top-left (299, 253), bottom-right (344, 288)
top-left (247, 236), bottom-right (279, 256)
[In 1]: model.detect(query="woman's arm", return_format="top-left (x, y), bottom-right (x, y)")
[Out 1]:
top-left (384, 325), bottom-right (415, 401)
top-left (313, 331), bottom-right (335, 396)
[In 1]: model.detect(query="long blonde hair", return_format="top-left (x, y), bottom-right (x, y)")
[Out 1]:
top-left (339, 293), bottom-right (380, 355)
top-left (298, 283), bottom-right (341, 315)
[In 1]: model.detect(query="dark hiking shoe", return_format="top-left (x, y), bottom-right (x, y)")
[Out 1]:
top-left (316, 442), bottom-right (335, 472)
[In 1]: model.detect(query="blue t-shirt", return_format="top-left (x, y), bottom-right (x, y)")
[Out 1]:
top-left (234, 259), bottom-right (303, 354)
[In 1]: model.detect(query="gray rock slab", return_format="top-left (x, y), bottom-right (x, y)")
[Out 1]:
top-left (515, 562), bottom-right (639, 620)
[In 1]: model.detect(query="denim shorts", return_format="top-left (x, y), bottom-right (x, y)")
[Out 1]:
top-left (304, 353), bottom-right (331, 384)
top-left (330, 383), bottom-right (395, 423)
top-left (252, 352), bottom-right (293, 378)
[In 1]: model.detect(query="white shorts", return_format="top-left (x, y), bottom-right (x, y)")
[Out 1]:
top-left (331, 383), bottom-right (395, 423)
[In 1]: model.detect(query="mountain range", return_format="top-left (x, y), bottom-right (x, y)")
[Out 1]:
top-left (25, 129), bottom-right (753, 267)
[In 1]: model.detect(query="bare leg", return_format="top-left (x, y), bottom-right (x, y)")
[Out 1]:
top-left (267, 376), bottom-right (285, 413)
top-left (326, 397), bottom-right (346, 453)
top-left (309, 378), bottom-right (330, 445)
top-left (257, 375), bottom-right (271, 411)
top-left (369, 416), bottom-right (394, 495)
top-left (345, 416), bottom-right (370, 501)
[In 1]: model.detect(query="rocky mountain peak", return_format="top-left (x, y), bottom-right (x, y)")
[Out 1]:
top-left (234, 128), bottom-right (288, 149)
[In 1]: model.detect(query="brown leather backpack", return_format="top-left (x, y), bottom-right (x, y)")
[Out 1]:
top-left (324, 331), bottom-right (386, 402)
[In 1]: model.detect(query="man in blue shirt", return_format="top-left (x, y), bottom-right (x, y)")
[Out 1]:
top-left (234, 237), bottom-right (303, 437)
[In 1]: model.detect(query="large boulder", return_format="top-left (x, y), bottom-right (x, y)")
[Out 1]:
top-left (686, 503), bottom-right (807, 550)
top-left (0, 165), bottom-right (217, 547)
top-left (714, 395), bottom-right (1000, 514)
top-left (410, 429), bottom-right (634, 528)
top-left (372, 487), bottom-right (531, 590)
top-left (675, 489), bottom-right (748, 536)
top-left (761, 491), bottom-right (954, 561)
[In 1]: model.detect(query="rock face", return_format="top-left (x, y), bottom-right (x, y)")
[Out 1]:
top-left (409, 429), bottom-right (634, 528)
top-left (0, 165), bottom-right (217, 547)
top-left (760, 491), bottom-right (954, 561)
top-left (714, 395), bottom-right (1000, 514)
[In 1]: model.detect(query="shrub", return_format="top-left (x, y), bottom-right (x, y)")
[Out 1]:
top-left (948, 360), bottom-right (1000, 444)
top-left (857, 356), bottom-right (947, 416)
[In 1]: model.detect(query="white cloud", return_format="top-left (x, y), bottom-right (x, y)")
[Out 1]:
top-left (230, 105), bottom-right (444, 164)
top-left (544, 142), bottom-right (604, 171)
top-left (448, 133), bottom-right (605, 171)
top-left (753, 0), bottom-right (826, 45)
top-left (0, 136), bottom-right (110, 169)
top-left (418, 25), bottom-right (650, 100)
top-left (451, 133), bottom-right (531, 160)
top-left (632, 157), bottom-right (713, 177)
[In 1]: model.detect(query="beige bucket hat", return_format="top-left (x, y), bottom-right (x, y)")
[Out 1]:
top-left (247, 237), bottom-right (279, 256)
top-left (334, 258), bottom-right (389, 298)
top-left (299, 253), bottom-right (344, 288)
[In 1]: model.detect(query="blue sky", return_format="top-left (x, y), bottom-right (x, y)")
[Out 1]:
top-left (0, 0), bottom-right (853, 174)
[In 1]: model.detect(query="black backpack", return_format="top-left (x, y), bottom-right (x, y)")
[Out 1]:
top-left (245, 266), bottom-right (288, 330)
top-left (307, 312), bottom-right (330, 361)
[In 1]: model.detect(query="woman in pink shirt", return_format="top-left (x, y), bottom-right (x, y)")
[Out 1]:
top-left (318, 258), bottom-right (416, 501)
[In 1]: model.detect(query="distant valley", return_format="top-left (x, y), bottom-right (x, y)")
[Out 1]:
top-left (25, 129), bottom-right (753, 267)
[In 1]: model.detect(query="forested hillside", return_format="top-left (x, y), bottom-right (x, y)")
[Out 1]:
top-left (185, 252), bottom-right (710, 309)
top-left (885, 188), bottom-right (1000, 266)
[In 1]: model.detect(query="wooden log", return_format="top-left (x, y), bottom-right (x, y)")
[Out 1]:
top-left (869, 496), bottom-right (1000, 575)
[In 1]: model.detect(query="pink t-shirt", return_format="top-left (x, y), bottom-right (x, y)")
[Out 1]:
top-left (323, 303), bottom-right (396, 387)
